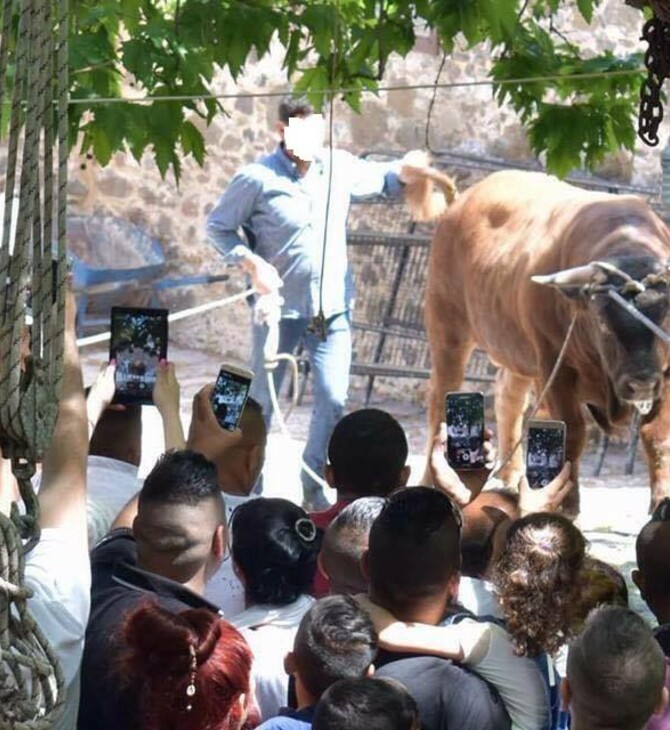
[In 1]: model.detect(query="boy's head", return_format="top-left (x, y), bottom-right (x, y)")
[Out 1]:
top-left (633, 506), bottom-right (670, 622)
top-left (563, 606), bottom-right (668, 730)
top-left (312, 677), bottom-right (419, 730)
top-left (319, 497), bottom-right (386, 595)
top-left (286, 595), bottom-right (377, 706)
top-left (575, 556), bottom-right (628, 627)
top-left (325, 409), bottom-right (409, 498)
top-left (366, 487), bottom-right (461, 624)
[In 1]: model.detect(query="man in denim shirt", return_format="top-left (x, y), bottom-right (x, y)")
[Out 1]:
top-left (206, 96), bottom-right (429, 509)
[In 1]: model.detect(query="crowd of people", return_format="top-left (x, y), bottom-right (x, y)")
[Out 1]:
top-left (3, 285), bottom-right (670, 730)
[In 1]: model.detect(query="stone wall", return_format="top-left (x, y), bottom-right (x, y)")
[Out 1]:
top-left (59, 0), bottom-right (670, 393)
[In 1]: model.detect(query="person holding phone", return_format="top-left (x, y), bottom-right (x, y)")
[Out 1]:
top-left (206, 95), bottom-right (435, 510)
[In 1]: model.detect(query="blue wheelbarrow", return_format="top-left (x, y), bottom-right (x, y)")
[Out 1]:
top-left (69, 215), bottom-right (228, 334)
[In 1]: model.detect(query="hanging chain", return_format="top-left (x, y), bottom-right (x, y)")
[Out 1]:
top-left (638, 14), bottom-right (670, 147)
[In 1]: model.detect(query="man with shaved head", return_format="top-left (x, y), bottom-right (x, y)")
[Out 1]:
top-left (561, 606), bottom-right (668, 730)
top-left (318, 497), bottom-right (386, 596)
top-left (78, 449), bottom-right (227, 730)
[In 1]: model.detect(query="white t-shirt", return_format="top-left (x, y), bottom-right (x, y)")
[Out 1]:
top-left (454, 618), bottom-right (548, 730)
top-left (205, 492), bottom-right (259, 616)
top-left (25, 526), bottom-right (91, 729)
top-left (86, 456), bottom-right (142, 548)
top-left (32, 456), bottom-right (142, 549)
top-left (234, 594), bottom-right (315, 721)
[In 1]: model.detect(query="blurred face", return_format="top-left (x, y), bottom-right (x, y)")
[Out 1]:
top-left (279, 113), bottom-right (325, 162)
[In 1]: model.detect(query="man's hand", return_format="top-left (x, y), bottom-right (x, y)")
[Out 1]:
top-left (430, 423), bottom-right (496, 507)
top-left (187, 384), bottom-right (243, 461)
top-left (398, 149), bottom-right (432, 184)
top-left (241, 252), bottom-right (283, 296)
top-left (518, 462), bottom-right (574, 517)
top-left (354, 594), bottom-right (397, 634)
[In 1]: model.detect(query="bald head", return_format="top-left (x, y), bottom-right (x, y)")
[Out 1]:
top-left (135, 450), bottom-right (226, 584)
top-left (565, 606), bottom-right (667, 730)
top-left (321, 498), bottom-right (385, 595)
top-left (89, 402), bottom-right (142, 466)
top-left (461, 489), bottom-right (519, 578)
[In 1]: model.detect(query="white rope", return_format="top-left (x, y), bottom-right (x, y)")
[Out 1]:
top-left (76, 289), bottom-right (257, 348)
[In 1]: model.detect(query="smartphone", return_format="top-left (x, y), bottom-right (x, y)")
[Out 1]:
top-left (211, 364), bottom-right (254, 431)
top-left (526, 420), bottom-right (566, 489)
top-left (109, 306), bottom-right (168, 406)
top-left (445, 391), bottom-right (485, 469)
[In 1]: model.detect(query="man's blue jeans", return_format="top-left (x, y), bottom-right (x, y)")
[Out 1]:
top-left (250, 312), bottom-right (351, 508)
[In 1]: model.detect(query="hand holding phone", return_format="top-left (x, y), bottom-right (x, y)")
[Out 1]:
top-left (110, 307), bottom-right (169, 406)
top-left (445, 392), bottom-right (486, 470)
top-left (526, 420), bottom-right (566, 489)
top-left (211, 364), bottom-right (253, 431)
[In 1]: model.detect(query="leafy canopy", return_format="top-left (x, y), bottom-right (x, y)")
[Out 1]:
top-left (62, 0), bottom-right (646, 180)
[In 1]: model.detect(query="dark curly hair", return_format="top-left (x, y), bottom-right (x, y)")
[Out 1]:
top-left (491, 512), bottom-right (586, 657)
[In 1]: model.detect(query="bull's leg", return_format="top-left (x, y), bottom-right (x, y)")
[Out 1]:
top-left (640, 378), bottom-right (670, 511)
top-left (494, 368), bottom-right (532, 488)
top-left (542, 366), bottom-right (586, 517)
top-left (421, 335), bottom-right (475, 485)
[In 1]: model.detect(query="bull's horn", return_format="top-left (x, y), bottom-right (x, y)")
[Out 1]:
top-left (531, 262), bottom-right (608, 289)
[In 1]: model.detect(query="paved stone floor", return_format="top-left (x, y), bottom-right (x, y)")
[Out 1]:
top-left (81, 343), bottom-right (656, 622)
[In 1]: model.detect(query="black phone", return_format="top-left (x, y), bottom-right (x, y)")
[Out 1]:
top-left (109, 306), bottom-right (168, 406)
top-left (526, 420), bottom-right (566, 489)
top-left (445, 391), bottom-right (486, 469)
top-left (211, 364), bottom-right (254, 431)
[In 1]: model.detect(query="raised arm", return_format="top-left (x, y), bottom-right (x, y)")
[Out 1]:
top-left (38, 287), bottom-right (88, 540)
top-left (111, 360), bottom-right (184, 530)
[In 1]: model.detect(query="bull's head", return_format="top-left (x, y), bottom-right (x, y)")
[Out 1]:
top-left (532, 256), bottom-right (670, 415)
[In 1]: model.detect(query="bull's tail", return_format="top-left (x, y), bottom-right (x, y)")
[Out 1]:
top-left (404, 166), bottom-right (458, 223)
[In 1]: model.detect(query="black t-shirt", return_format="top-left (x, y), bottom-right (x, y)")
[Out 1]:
top-left (375, 651), bottom-right (511, 730)
top-left (77, 529), bottom-right (220, 730)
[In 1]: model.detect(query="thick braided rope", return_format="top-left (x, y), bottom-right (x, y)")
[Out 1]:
top-left (0, 0), bottom-right (68, 721)
top-left (0, 513), bottom-right (64, 727)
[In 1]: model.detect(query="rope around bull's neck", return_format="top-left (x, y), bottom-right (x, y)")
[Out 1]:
top-left (0, 0), bottom-right (69, 722)
top-left (491, 310), bottom-right (579, 481)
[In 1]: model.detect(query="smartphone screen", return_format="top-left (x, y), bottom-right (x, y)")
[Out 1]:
top-left (211, 366), bottom-right (253, 431)
top-left (110, 306), bottom-right (168, 406)
top-left (526, 420), bottom-right (566, 489)
top-left (445, 392), bottom-right (485, 469)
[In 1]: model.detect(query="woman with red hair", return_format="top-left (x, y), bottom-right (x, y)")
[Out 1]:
top-left (120, 601), bottom-right (260, 730)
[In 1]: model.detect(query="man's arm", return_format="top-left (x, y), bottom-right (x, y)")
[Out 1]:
top-left (206, 169), bottom-right (282, 295)
top-left (38, 288), bottom-right (88, 540)
top-left (111, 360), bottom-right (184, 530)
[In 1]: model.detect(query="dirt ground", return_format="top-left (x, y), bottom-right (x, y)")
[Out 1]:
top-left (81, 342), bottom-right (654, 621)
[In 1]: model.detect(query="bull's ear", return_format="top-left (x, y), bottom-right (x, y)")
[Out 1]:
top-left (531, 263), bottom-right (608, 299)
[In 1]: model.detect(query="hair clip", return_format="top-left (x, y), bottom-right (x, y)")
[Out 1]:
top-left (185, 642), bottom-right (197, 712)
top-left (294, 517), bottom-right (317, 543)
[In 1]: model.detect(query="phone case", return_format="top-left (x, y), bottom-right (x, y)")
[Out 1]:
top-left (526, 420), bottom-right (566, 490)
top-left (445, 392), bottom-right (486, 470)
top-left (211, 365), bottom-right (254, 431)
top-left (109, 307), bottom-right (169, 406)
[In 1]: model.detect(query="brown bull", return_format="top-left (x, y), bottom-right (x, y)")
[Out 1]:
top-left (422, 170), bottom-right (670, 514)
